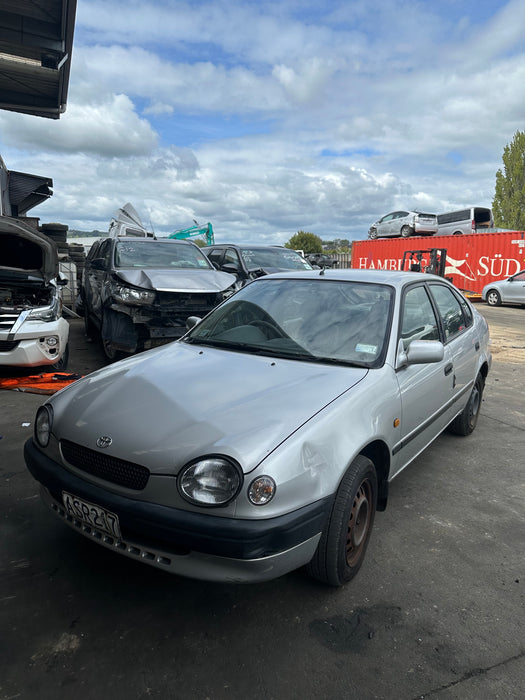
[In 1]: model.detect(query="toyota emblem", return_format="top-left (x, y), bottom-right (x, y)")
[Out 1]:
top-left (96, 435), bottom-right (112, 448)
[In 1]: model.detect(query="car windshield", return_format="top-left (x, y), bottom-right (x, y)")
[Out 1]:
top-left (184, 277), bottom-right (393, 367)
top-left (115, 241), bottom-right (212, 269)
top-left (240, 248), bottom-right (312, 271)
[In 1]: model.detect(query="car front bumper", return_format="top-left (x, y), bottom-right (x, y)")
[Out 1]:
top-left (24, 439), bottom-right (331, 583)
top-left (0, 317), bottom-right (69, 367)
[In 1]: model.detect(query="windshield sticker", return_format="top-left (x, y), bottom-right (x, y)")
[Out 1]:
top-left (355, 343), bottom-right (377, 354)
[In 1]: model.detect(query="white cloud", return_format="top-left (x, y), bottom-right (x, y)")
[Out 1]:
top-left (1, 0), bottom-right (523, 242)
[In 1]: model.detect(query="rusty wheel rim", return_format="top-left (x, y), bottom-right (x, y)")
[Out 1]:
top-left (346, 479), bottom-right (373, 567)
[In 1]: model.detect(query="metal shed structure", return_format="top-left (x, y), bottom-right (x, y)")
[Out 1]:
top-left (0, 0), bottom-right (77, 119)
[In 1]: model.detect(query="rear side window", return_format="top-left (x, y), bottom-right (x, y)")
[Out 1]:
top-left (437, 209), bottom-right (470, 225)
top-left (400, 285), bottom-right (440, 350)
top-left (429, 285), bottom-right (470, 340)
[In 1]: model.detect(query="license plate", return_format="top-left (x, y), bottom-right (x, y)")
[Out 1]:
top-left (62, 492), bottom-right (122, 540)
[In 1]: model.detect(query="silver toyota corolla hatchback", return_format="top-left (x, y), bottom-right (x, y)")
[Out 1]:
top-left (25, 269), bottom-right (491, 586)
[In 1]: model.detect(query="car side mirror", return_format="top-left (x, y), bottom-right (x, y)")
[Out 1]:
top-left (90, 258), bottom-right (105, 270)
top-left (186, 316), bottom-right (201, 330)
top-left (221, 262), bottom-right (240, 274)
top-left (396, 339), bottom-right (444, 370)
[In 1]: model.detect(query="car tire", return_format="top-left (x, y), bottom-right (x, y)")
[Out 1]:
top-left (101, 335), bottom-right (125, 362)
top-left (486, 289), bottom-right (501, 306)
top-left (400, 225), bottom-right (413, 237)
top-left (448, 374), bottom-right (484, 436)
top-left (50, 343), bottom-right (69, 372)
top-left (84, 308), bottom-right (97, 340)
top-left (307, 455), bottom-right (377, 586)
top-left (368, 228), bottom-right (378, 239)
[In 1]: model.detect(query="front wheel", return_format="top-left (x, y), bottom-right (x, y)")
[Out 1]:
top-left (307, 455), bottom-right (377, 586)
top-left (400, 225), bottom-right (413, 238)
top-left (101, 336), bottom-right (125, 362)
top-left (448, 374), bottom-right (484, 436)
top-left (368, 228), bottom-right (378, 240)
top-left (486, 290), bottom-right (501, 307)
top-left (50, 343), bottom-right (69, 372)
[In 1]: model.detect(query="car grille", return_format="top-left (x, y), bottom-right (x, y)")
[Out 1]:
top-left (156, 291), bottom-right (222, 316)
top-left (60, 439), bottom-right (150, 490)
top-left (0, 340), bottom-right (19, 351)
top-left (0, 313), bottom-right (19, 332)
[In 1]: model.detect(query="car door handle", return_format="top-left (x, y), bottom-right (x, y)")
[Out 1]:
top-left (444, 363), bottom-right (453, 376)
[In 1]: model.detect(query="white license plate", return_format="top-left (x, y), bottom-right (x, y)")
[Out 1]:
top-left (62, 492), bottom-right (122, 540)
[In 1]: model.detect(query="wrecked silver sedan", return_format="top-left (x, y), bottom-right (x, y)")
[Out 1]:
top-left (25, 269), bottom-right (491, 586)
top-left (81, 236), bottom-right (236, 359)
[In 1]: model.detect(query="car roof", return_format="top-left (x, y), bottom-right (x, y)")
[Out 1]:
top-left (252, 267), bottom-right (448, 288)
top-left (203, 244), bottom-right (296, 251)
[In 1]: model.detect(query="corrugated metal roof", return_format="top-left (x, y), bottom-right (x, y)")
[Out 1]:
top-left (0, 0), bottom-right (77, 119)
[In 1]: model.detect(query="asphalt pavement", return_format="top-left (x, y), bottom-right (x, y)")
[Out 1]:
top-left (1, 306), bottom-right (524, 700)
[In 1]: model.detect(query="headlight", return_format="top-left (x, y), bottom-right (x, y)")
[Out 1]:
top-left (35, 405), bottom-right (53, 447)
top-left (248, 476), bottom-right (276, 505)
top-left (28, 299), bottom-right (60, 322)
top-left (178, 457), bottom-right (242, 507)
top-left (112, 285), bottom-right (156, 305)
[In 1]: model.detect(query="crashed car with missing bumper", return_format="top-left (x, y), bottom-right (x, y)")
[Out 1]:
top-left (0, 216), bottom-right (69, 369)
top-left (81, 236), bottom-right (236, 359)
top-left (25, 269), bottom-right (491, 586)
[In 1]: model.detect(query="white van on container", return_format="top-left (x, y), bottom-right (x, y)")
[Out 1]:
top-left (437, 207), bottom-right (493, 236)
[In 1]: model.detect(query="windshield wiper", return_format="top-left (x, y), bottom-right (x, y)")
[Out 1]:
top-left (183, 337), bottom-right (264, 352)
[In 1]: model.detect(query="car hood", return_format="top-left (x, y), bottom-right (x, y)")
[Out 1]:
top-left (51, 342), bottom-right (368, 474)
top-left (0, 215), bottom-right (58, 283)
top-left (115, 268), bottom-right (236, 293)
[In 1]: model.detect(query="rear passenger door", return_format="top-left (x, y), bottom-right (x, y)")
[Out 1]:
top-left (427, 283), bottom-right (480, 404)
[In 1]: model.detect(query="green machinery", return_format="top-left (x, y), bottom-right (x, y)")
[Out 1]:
top-left (168, 222), bottom-right (214, 246)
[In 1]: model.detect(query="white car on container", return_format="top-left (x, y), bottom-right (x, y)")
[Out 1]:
top-left (368, 210), bottom-right (438, 239)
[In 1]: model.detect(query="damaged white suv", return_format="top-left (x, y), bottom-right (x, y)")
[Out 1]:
top-left (0, 216), bottom-right (69, 369)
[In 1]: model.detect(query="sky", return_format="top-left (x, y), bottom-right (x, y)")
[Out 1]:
top-left (1, 0), bottom-right (524, 245)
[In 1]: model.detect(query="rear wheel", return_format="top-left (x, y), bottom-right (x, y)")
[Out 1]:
top-left (486, 290), bottom-right (501, 307)
top-left (307, 455), bottom-right (377, 586)
top-left (400, 225), bottom-right (413, 237)
top-left (449, 374), bottom-right (484, 436)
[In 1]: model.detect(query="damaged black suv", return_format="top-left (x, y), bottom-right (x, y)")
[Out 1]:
top-left (81, 237), bottom-right (236, 360)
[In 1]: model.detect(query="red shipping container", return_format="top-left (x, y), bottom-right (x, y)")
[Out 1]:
top-left (351, 231), bottom-right (525, 296)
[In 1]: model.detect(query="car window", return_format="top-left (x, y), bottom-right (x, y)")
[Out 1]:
top-left (86, 240), bottom-right (100, 261)
top-left (186, 278), bottom-right (393, 367)
top-left (206, 248), bottom-right (224, 266)
top-left (115, 241), bottom-right (212, 269)
top-left (240, 248), bottom-right (312, 270)
top-left (512, 271), bottom-right (525, 282)
top-left (98, 239), bottom-right (113, 267)
top-left (400, 285), bottom-right (440, 350)
top-left (224, 248), bottom-right (241, 267)
top-left (428, 284), bottom-right (469, 340)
